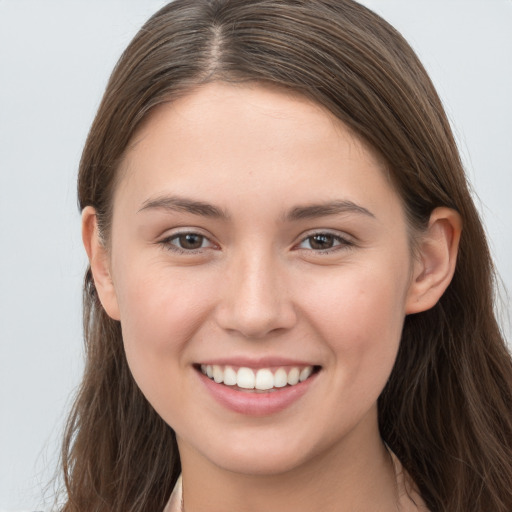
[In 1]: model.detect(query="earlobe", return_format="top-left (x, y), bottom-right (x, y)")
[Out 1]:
top-left (82, 206), bottom-right (121, 320)
top-left (405, 207), bottom-right (462, 314)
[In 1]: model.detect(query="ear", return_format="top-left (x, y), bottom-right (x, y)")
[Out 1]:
top-left (82, 206), bottom-right (121, 320)
top-left (405, 207), bottom-right (462, 314)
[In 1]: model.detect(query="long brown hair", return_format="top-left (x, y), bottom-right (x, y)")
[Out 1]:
top-left (63, 1), bottom-right (512, 510)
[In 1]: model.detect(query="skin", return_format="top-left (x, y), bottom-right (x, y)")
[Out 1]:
top-left (84, 82), bottom-right (461, 512)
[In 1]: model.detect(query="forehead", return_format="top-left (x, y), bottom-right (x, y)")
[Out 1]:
top-left (114, 82), bottom-right (400, 221)
top-left (123, 82), bottom-right (384, 165)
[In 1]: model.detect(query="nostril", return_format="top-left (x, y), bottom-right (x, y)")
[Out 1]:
top-left (214, 301), bottom-right (298, 339)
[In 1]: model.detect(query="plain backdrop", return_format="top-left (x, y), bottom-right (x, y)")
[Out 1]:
top-left (0, 1), bottom-right (511, 510)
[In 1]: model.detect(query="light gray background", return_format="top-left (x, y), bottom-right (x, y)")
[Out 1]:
top-left (1, 1), bottom-right (511, 510)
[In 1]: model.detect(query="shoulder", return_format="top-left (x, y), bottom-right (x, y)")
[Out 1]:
top-left (163, 474), bottom-right (183, 512)
top-left (389, 450), bottom-right (430, 512)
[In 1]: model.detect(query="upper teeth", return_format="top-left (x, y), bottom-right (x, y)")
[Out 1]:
top-left (200, 364), bottom-right (314, 390)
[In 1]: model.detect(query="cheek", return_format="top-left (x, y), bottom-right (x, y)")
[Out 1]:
top-left (112, 261), bottom-right (216, 376)
top-left (307, 265), bottom-right (406, 331)
top-left (112, 265), bottom-right (220, 425)
top-left (299, 259), bottom-right (409, 382)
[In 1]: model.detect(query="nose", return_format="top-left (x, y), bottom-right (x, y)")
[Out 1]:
top-left (214, 250), bottom-right (297, 339)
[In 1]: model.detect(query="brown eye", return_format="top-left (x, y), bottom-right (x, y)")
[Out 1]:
top-left (308, 234), bottom-right (335, 250)
top-left (163, 232), bottom-right (213, 252)
top-left (297, 232), bottom-right (352, 252)
top-left (178, 233), bottom-right (204, 249)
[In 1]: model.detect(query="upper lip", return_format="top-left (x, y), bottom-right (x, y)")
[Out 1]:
top-left (195, 356), bottom-right (320, 369)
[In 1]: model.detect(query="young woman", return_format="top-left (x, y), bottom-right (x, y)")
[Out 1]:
top-left (61, 1), bottom-right (512, 511)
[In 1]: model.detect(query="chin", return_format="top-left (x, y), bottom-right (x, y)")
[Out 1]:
top-left (180, 425), bottom-right (325, 477)
top-left (209, 446), bottom-right (310, 476)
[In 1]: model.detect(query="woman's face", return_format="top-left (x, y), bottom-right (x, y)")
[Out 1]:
top-left (100, 83), bottom-right (421, 475)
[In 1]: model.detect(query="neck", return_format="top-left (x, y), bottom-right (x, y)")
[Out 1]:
top-left (177, 409), bottom-right (398, 512)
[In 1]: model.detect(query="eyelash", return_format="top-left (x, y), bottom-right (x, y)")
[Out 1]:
top-left (159, 230), bottom-right (354, 255)
top-left (295, 231), bottom-right (354, 254)
top-left (159, 231), bottom-right (216, 254)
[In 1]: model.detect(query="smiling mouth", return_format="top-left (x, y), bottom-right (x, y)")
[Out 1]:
top-left (196, 364), bottom-right (321, 392)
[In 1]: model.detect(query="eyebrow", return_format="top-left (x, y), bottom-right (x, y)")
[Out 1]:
top-left (284, 200), bottom-right (375, 221)
top-left (138, 195), bottom-right (374, 221)
top-left (138, 195), bottom-right (229, 219)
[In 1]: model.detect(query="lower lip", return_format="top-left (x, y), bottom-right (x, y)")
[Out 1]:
top-left (197, 369), bottom-right (318, 416)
